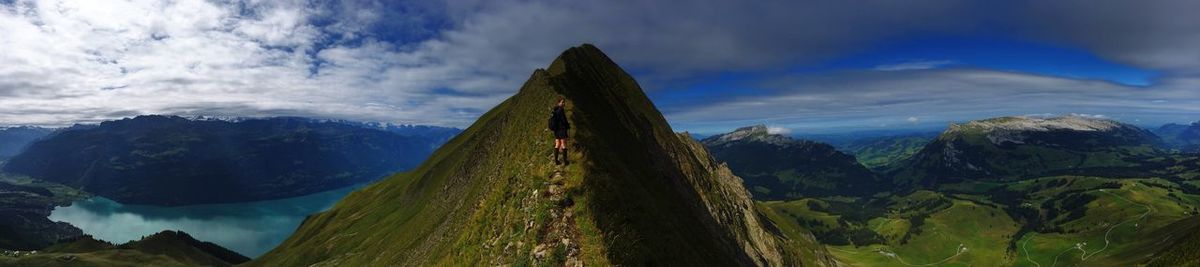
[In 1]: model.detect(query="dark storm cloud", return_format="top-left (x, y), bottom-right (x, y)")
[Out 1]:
top-left (1017, 1), bottom-right (1200, 73)
top-left (433, 0), bottom-right (1200, 81)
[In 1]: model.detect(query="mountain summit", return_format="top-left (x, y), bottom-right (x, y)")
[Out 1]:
top-left (250, 44), bottom-right (833, 266)
top-left (702, 126), bottom-right (883, 199)
top-left (703, 124), bottom-right (792, 146)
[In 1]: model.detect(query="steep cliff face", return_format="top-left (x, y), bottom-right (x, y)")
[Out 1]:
top-left (250, 44), bottom-right (834, 266)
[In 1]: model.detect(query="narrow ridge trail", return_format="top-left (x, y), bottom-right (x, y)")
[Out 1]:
top-left (530, 152), bottom-right (583, 266)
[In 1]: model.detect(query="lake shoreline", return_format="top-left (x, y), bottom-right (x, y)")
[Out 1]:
top-left (47, 183), bottom-right (366, 257)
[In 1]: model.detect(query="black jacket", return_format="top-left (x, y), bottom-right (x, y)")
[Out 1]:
top-left (549, 106), bottom-right (569, 131)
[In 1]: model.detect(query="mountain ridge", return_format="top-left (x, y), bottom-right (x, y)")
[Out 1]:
top-left (0, 126), bottom-right (53, 159)
top-left (250, 44), bottom-right (834, 266)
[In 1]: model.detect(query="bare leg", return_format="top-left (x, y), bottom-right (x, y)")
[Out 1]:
top-left (559, 138), bottom-right (569, 165)
top-left (553, 139), bottom-right (562, 164)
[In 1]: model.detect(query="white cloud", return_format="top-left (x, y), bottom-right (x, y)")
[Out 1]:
top-left (766, 126), bottom-right (791, 135)
top-left (1071, 113), bottom-right (1107, 119)
top-left (875, 60), bottom-right (956, 71)
top-left (665, 68), bottom-right (1200, 133)
top-left (906, 116), bottom-right (920, 122)
top-left (2, 0), bottom-right (1199, 130)
top-left (0, 0), bottom-right (501, 127)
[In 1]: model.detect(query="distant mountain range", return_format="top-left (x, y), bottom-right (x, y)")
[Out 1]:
top-left (702, 125), bottom-right (883, 199)
top-left (893, 116), bottom-right (1166, 187)
top-left (2, 115), bottom-right (458, 206)
top-left (732, 115), bottom-right (1200, 265)
top-left (0, 126), bottom-right (53, 159)
top-left (1154, 122), bottom-right (1200, 153)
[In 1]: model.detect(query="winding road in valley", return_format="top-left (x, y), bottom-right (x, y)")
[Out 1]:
top-left (1029, 185), bottom-right (1154, 267)
top-left (876, 243), bottom-right (968, 267)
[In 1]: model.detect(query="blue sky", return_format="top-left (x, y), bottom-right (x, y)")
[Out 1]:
top-left (2, 1), bottom-right (1199, 134)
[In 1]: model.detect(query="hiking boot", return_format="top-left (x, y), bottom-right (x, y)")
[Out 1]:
top-left (554, 148), bottom-right (562, 165)
top-left (562, 149), bottom-right (570, 165)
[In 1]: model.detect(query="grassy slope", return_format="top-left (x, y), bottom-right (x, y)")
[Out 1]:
top-left (763, 176), bottom-right (1200, 267)
top-left (1145, 216), bottom-right (1200, 267)
top-left (1014, 179), bottom-right (1200, 266)
top-left (1, 232), bottom-right (248, 267)
top-left (826, 198), bottom-right (1019, 266)
top-left (250, 44), bottom-right (833, 266)
top-left (765, 191), bottom-right (1020, 266)
top-left (0, 251), bottom-right (197, 267)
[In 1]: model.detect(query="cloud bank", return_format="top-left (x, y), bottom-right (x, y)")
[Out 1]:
top-left (1, 0), bottom-right (1198, 132)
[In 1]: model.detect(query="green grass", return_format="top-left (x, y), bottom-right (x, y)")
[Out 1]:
top-left (1014, 181), bottom-right (1200, 266)
top-left (1144, 215), bottom-right (1200, 266)
top-left (0, 250), bottom-right (197, 267)
top-left (757, 175), bottom-right (1200, 266)
top-left (823, 198), bottom-right (1019, 266)
top-left (1, 232), bottom-right (247, 267)
top-left (0, 173), bottom-right (90, 202)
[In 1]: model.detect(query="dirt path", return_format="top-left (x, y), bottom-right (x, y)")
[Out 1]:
top-left (876, 243), bottom-right (968, 267)
top-left (1039, 185), bottom-right (1154, 267)
top-left (531, 168), bottom-right (582, 266)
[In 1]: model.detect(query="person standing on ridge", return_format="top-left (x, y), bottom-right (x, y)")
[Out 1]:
top-left (549, 96), bottom-right (570, 165)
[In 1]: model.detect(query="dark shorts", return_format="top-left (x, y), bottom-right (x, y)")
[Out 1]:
top-left (554, 129), bottom-right (569, 139)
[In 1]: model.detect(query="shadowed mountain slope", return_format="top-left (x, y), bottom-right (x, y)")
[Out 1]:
top-left (0, 126), bottom-right (53, 159)
top-left (702, 125), bottom-right (884, 199)
top-left (1155, 122), bottom-right (1200, 153)
top-left (3, 116), bottom-right (444, 205)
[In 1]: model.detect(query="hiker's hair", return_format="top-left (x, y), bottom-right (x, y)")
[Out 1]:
top-left (553, 96), bottom-right (566, 108)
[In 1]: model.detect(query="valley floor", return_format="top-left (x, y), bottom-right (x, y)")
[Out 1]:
top-left (764, 176), bottom-right (1200, 266)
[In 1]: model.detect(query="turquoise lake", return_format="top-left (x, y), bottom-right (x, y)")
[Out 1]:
top-left (48, 185), bottom-right (362, 258)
